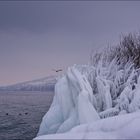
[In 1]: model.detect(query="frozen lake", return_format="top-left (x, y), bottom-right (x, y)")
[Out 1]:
top-left (0, 91), bottom-right (54, 140)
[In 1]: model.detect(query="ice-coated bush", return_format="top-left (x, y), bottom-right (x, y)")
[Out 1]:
top-left (75, 33), bottom-right (140, 118)
top-left (36, 33), bottom-right (140, 139)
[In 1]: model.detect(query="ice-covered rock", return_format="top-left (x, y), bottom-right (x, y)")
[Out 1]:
top-left (35, 60), bottom-right (140, 139)
top-left (37, 66), bottom-right (100, 136)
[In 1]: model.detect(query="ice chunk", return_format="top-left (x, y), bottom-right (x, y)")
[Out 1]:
top-left (37, 66), bottom-right (99, 136)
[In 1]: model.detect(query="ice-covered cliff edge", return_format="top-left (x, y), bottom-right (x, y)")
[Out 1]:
top-left (35, 63), bottom-right (140, 139)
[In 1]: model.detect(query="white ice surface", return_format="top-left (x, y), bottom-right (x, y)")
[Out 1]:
top-left (35, 65), bottom-right (140, 139)
top-left (37, 66), bottom-right (99, 137)
top-left (35, 111), bottom-right (140, 139)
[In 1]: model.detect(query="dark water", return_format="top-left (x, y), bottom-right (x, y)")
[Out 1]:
top-left (0, 91), bottom-right (54, 140)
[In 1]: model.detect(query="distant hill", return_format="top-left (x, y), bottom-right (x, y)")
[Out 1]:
top-left (0, 76), bottom-right (58, 92)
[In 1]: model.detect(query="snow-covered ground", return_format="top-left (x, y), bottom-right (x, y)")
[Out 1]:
top-left (36, 111), bottom-right (140, 139)
top-left (35, 61), bottom-right (140, 139)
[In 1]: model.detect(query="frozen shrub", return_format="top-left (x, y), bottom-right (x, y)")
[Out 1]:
top-left (66, 33), bottom-right (140, 118)
top-left (84, 33), bottom-right (140, 116)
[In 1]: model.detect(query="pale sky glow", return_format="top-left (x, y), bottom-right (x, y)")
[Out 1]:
top-left (0, 1), bottom-right (140, 85)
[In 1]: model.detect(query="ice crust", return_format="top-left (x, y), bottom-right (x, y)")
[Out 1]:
top-left (37, 67), bottom-right (100, 136)
top-left (35, 64), bottom-right (140, 139)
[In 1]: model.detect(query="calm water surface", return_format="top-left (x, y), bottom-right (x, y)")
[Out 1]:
top-left (0, 91), bottom-right (54, 140)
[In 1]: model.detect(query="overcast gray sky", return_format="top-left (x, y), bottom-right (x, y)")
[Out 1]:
top-left (0, 1), bottom-right (140, 86)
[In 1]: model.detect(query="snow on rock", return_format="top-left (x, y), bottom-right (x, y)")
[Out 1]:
top-left (37, 66), bottom-right (100, 136)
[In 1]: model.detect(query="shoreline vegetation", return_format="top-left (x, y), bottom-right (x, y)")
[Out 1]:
top-left (36, 33), bottom-right (140, 139)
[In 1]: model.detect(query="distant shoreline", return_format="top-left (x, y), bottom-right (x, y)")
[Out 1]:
top-left (0, 90), bottom-right (54, 94)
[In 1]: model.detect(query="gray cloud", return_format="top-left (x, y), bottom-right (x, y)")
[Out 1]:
top-left (0, 1), bottom-right (140, 85)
